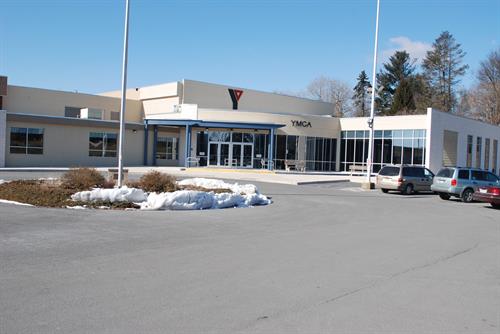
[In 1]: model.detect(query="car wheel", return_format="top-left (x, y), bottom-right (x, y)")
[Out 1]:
top-left (461, 188), bottom-right (474, 203)
top-left (438, 193), bottom-right (450, 200)
top-left (381, 189), bottom-right (389, 193)
top-left (403, 184), bottom-right (414, 195)
top-left (491, 203), bottom-right (500, 209)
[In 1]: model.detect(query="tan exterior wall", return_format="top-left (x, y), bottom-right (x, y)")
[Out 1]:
top-left (5, 121), bottom-right (144, 167)
top-left (182, 80), bottom-right (334, 116)
top-left (5, 86), bottom-right (144, 122)
top-left (143, 97), bottom-right (181, 118)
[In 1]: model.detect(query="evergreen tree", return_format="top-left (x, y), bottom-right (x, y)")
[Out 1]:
top-left (390, 78), bottom-right (416, 115)
top-left (376, 51), bottom-right (417, 115)
top-left (352, 70), bottom-right (372, 117)
top-left (422, 31), bottom-right (469, 112)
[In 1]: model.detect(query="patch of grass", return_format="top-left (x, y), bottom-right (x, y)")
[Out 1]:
top-left (178, 184), bottom-right (232, 194)
top-left (60, 168), bottom-right (108, 191)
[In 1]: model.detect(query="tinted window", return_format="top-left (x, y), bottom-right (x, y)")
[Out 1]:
top-left (413, 167), bottom-right (425, 178)
top-left (486, 173), bottom-right (499, 182)
top-left (379, 166), bottom-right (400, 176)
top-left (458, 170), bottom-right (470, 180)
top-left (424, 169), bottom-right (434, 177)
top-left (471, 170), bottom-right (487, 181)
top-left (403, 167), bottom-right (424, 177)
top-left (437, 168), bottom-right (455, 178)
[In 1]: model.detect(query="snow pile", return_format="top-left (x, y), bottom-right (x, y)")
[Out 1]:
top-left (70, 178), bottom-right (271, 211)
top-left (0, 180), bottom-right (6, 185)
top-left (71, 186), bottom-right (147, 203)
top-left (177, 178), bottom-right (258, 195)
top-left (140, 190), bottom-right (271, 210)
top-left (0, 199), bottom-right (33, 207)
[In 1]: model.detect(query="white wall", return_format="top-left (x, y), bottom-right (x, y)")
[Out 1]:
top-left (427, 108), bottom-right (500, 174)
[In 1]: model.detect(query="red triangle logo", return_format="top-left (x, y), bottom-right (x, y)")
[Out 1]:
top-left (234, 89), bottom-right (243, 101)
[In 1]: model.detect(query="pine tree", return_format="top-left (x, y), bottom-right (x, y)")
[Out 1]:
top-left (390, 78), bottom-right (416, 115)
top-left (352, 70), bottom-right (372, 117)
top-left (376, 51), bottom-right (417, 114)
top-left (422, 31), bottom-right (469, 112)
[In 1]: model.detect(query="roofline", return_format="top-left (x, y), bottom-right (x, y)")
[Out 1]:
top-left (145, 118), bottom-right (285, 130)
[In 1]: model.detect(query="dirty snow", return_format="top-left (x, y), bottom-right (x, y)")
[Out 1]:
top-left (0, 199), bottom-right (33, 207)
top-left (70, 178), bottom-right (271, 211)
top-left (71, 186), bottom-right (147, 203)
top-left (66, 205), bottom-right (87, 210)
top-left (177, 178), bottom-right (258, 195)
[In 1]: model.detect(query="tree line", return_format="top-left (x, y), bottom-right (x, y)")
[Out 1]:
top-left (295, 31), bottom-right (499, 126)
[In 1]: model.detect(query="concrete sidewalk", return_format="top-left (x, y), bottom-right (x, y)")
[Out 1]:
top-left (0, 166), bottom-right (357, 186)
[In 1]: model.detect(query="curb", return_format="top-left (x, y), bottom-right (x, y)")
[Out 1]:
top-left (296, 179), bottom-right (351, 186)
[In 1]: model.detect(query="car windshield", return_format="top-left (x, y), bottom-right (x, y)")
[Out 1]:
top-left (379, 166), bottom-right (400, 176)
top-left (436, 168), bottom-right (455, 178)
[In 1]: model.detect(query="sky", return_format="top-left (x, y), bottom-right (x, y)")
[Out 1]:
top-left (1, 0), bottom-right (499, 95)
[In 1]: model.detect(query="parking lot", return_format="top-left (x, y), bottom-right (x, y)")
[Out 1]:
top-left (0, 177), bottom-right (499, 333)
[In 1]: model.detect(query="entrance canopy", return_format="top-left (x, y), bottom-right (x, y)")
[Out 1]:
top-left (144, 119), bottom-right (285, 168)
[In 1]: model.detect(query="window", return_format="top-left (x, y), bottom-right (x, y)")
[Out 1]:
top-left (10, 127), bottom-right (44, 154)
top-left (484, 138), bottom-right (490, 171)
top-left (110, 111), bottom-right (120, 121)
top-left (437, 168), bottom-right (455, 178)
top-left (486, 172), bottom-right (499, 183)
top-left (458, 170), bottom-right (469, 180)
top-left (379, 166), bottom-right (400, 176)
top-left (89, 132), bottom-right (117, 157)
top-left (493, 140), bottom-right (498, 175)
top-left (471, 170), bottom-right (487, 181)
top-left (156, 137), bottom-right (178, 160)
top-left (466, 135), bottom-right (473, 167)
top-left (476, 137), bottom-right (482, 168)
top-left (64, 106), bottom-right (81, 118)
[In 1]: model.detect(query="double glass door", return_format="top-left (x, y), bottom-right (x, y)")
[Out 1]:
top-left (208, 142), bottom-right (253, 168)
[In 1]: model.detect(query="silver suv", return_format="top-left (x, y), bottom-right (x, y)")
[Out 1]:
top-left (431, 167), bottom-right (500, 203)
top-left (376, 165), bottom-right (435, 195)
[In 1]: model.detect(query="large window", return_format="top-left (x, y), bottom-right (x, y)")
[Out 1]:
top-left (89, 132), bottom-right (117, 157)
top-left (493, 140), bottom-right (498, 175)
top-left (156, 136), bottom-right (178, 160)
top-left (306, 137), bottom-right (337, 171)
top-left (340, 129), bottom-right (426, 173)
top-left (484, 138), bottom-right (490, 171)
top-left (476, 137), bottom-right (482, 168)
top-left (466, 135), bottom-right (473, 167)
top-left (10, 127), bottom-right (44, 154)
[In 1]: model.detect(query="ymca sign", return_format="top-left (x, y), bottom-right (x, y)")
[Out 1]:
top-left (291, 120), bottom-right (312, 128)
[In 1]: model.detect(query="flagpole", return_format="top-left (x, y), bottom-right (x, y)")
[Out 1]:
top-left (365, 0), bottom-right (380, 187)
top-left (117, 0), bottom-right (130, 187)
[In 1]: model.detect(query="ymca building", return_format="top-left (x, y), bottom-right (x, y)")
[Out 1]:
top-left (0, 76), bottom-right (499, 175)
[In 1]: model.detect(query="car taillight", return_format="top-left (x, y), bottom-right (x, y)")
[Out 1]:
top-left (489, 187), bottom-right (500, 195)
top-left (451, 179), bottom-right (457, 186)
top-left (397, 178), bottom-right (403, 184)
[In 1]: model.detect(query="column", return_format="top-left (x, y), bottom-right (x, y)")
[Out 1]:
top-left (152, 125), bottom-right (158, 166)
top-left (267, 128), bottom-right (275, 170)
top-left (185, 124), bottom-right (192, 167)
top-left (143, 122), bottom-right (149, 166)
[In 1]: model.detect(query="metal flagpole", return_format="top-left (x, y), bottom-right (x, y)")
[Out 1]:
top-left (365, 0), bottom-right (380, 186)
top-left (117, 0), bottom-right (130, 187)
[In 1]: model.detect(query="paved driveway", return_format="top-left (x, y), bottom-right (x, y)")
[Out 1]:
top-left (0, 182), bottom-right (499, 333)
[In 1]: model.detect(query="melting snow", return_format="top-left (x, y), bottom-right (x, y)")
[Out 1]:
top-left (0, 199), bottom-right (33, 207)
top-left (70, 178), bottom-right (271, 211)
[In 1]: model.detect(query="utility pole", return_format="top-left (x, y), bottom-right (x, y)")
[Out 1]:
top-left (363, 0), bottom-right (380, 189)
top-left (117, 0), bottom-right (130, 187)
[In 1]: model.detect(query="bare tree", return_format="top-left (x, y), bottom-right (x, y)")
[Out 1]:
top-left (465, 49), bottom-right (500, 125)
top-left (306, 76), bottom-right (353, 117)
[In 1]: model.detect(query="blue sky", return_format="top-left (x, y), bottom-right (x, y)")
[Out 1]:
top-left (1, 0), bottom-right (499, 95)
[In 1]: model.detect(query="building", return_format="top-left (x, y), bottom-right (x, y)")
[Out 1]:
top-left (0, 76), bottom-right (499, 175)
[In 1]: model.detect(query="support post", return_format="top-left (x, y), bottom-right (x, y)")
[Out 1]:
top-left (268, 128), bottom-right (275, 171)
top-left (185, 124), bottom-right (192, 167)
top-left (143, 121), bottom-right (149, 165)
top-left (152, 125), bottom-right (158, 166)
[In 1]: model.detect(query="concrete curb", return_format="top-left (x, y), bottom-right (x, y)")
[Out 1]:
top-left (296, 179), bottom-right (351, 186)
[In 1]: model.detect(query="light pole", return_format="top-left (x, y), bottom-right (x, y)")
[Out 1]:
top-left (364, 0), bottom-right (380, 188)
top-left (117, 0), bottom-right (130, 187)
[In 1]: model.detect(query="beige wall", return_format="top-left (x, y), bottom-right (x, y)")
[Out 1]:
top-left (143, 97), bottom-right (181, 118)
top-left (5, 121), bottom-right (144, 167)
top-left (182, 80), bottom-right (334, 116)
top-left (5, 86), bottom-right (144, 122)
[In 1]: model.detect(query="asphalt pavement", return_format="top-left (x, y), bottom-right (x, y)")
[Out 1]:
top-left (0, 179), bottom-right (499, 333)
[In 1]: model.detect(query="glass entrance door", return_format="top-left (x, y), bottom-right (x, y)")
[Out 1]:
top-left (208, 143), bottom-right (230, 167)
top-left (207, 138), bottom-right (253, 168)
top-left (230, 143), bottom-right (253, 168)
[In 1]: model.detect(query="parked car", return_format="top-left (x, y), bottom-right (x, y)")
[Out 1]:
top-left (376, 165), bottom-right (435, 195)
top-left (472, 186), bottom-right (500, 209)
top-left (431, 167), bottom-right (500, 203)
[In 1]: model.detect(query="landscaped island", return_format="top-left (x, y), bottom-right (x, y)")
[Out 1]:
top-left (0, 169), bottom-right (271, 210)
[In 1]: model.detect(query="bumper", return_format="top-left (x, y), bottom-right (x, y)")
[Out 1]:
top-left (431, 184), bottom-right (460, 195)
top-left (376, 183), bottom-right (402, 191)
top-left (472, 193), bottom-right (500, 204)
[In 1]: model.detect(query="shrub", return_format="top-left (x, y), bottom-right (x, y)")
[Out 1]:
top-left (61, 168), bottom-right (106, 191)
top-left (136, 171), bottom-right (177, 193)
